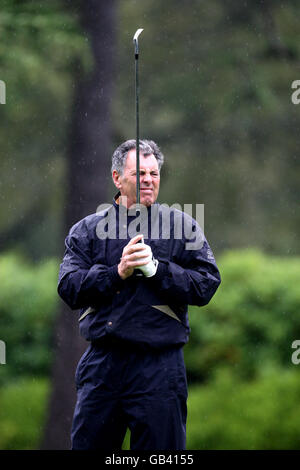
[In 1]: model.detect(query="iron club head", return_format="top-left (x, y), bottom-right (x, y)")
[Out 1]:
top-left (133, 28), bottom-right (144, 56)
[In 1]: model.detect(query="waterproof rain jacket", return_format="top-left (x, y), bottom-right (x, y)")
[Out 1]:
top-left (58, 196), bottom-right (221, 351)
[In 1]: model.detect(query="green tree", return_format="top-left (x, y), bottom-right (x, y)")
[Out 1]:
top-left (41, 0), bottom-right (117, 449)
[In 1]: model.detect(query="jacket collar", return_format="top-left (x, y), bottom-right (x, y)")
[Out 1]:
top-left (113, 191), bottom-right (121, 208)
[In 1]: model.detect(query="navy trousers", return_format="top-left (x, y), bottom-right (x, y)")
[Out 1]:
top-left (71, 338), bottom-right (188, 450)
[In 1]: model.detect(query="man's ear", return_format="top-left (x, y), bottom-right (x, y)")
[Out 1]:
top-left (112, 170), bottom-right (121, 189)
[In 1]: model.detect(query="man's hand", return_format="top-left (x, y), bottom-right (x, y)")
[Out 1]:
top-left (134, 243), bottom-right (158, 277)
top-left (118, 234), bottom-right (151, 280)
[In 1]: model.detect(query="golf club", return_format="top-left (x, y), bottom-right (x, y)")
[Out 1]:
top-left (133, 28), bottom-right (143, 209)
top-left (132, 29), bottom-right (162, 279)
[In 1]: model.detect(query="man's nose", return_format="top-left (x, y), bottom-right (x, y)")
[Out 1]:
top-left (141, 172), bottom-right (151, 184)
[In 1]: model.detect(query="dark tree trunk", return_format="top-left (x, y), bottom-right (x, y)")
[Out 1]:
top-left (41, 0), bottom-right (116, 449)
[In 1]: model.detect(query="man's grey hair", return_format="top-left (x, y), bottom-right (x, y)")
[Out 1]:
top-left (111, 139), bottom-right (164, 175)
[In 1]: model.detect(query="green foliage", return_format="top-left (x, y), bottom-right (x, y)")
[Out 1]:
top-left (0, 0), bottom-right (90, 258)
top-left (187, 368), bottom-right (300, 449)
top-left (2, 368), bottom-right (300, 450)
top-left (0, 252), bottom-right (59, 384)
top-left (185, 249), bottom-right (300, 381)
top-left (0, 377), bottom-right (49, 450)
top-left (122, 429), bottom-right (131, 450)
top-left (0, 249), bottom-right (299, 449)
top-left (1, 0), bottom-right (300, 257)
top-left (116, 0), bottom-right (300, 255)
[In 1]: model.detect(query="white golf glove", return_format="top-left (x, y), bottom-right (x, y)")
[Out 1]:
top-left (135, 243), bottom-right (159, 277)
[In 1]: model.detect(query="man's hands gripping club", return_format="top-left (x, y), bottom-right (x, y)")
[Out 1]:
top-left (118, 234), bottom-right (158, 280)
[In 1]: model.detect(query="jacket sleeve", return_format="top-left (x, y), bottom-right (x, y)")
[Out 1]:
top-left (151, 223), bottom-right (221, 307)
top-left (57, 221), bottom-right (122, 310)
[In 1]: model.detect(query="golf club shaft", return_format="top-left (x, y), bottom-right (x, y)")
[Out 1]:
top-left (135, 51), bottom-right (140, 206)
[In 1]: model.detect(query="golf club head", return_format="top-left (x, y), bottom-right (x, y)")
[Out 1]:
top-left (133, 28), bottom-right (144, 56)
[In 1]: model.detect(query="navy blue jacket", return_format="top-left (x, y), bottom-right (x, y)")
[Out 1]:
top-left (58, 196), bottom-right (221, 350)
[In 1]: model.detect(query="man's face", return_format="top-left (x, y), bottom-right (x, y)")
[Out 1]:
top-left (113, 148), bottom-right (160, 208)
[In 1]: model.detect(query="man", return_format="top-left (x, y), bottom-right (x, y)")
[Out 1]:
top-left (58, 139), bottom-right (221, 450)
